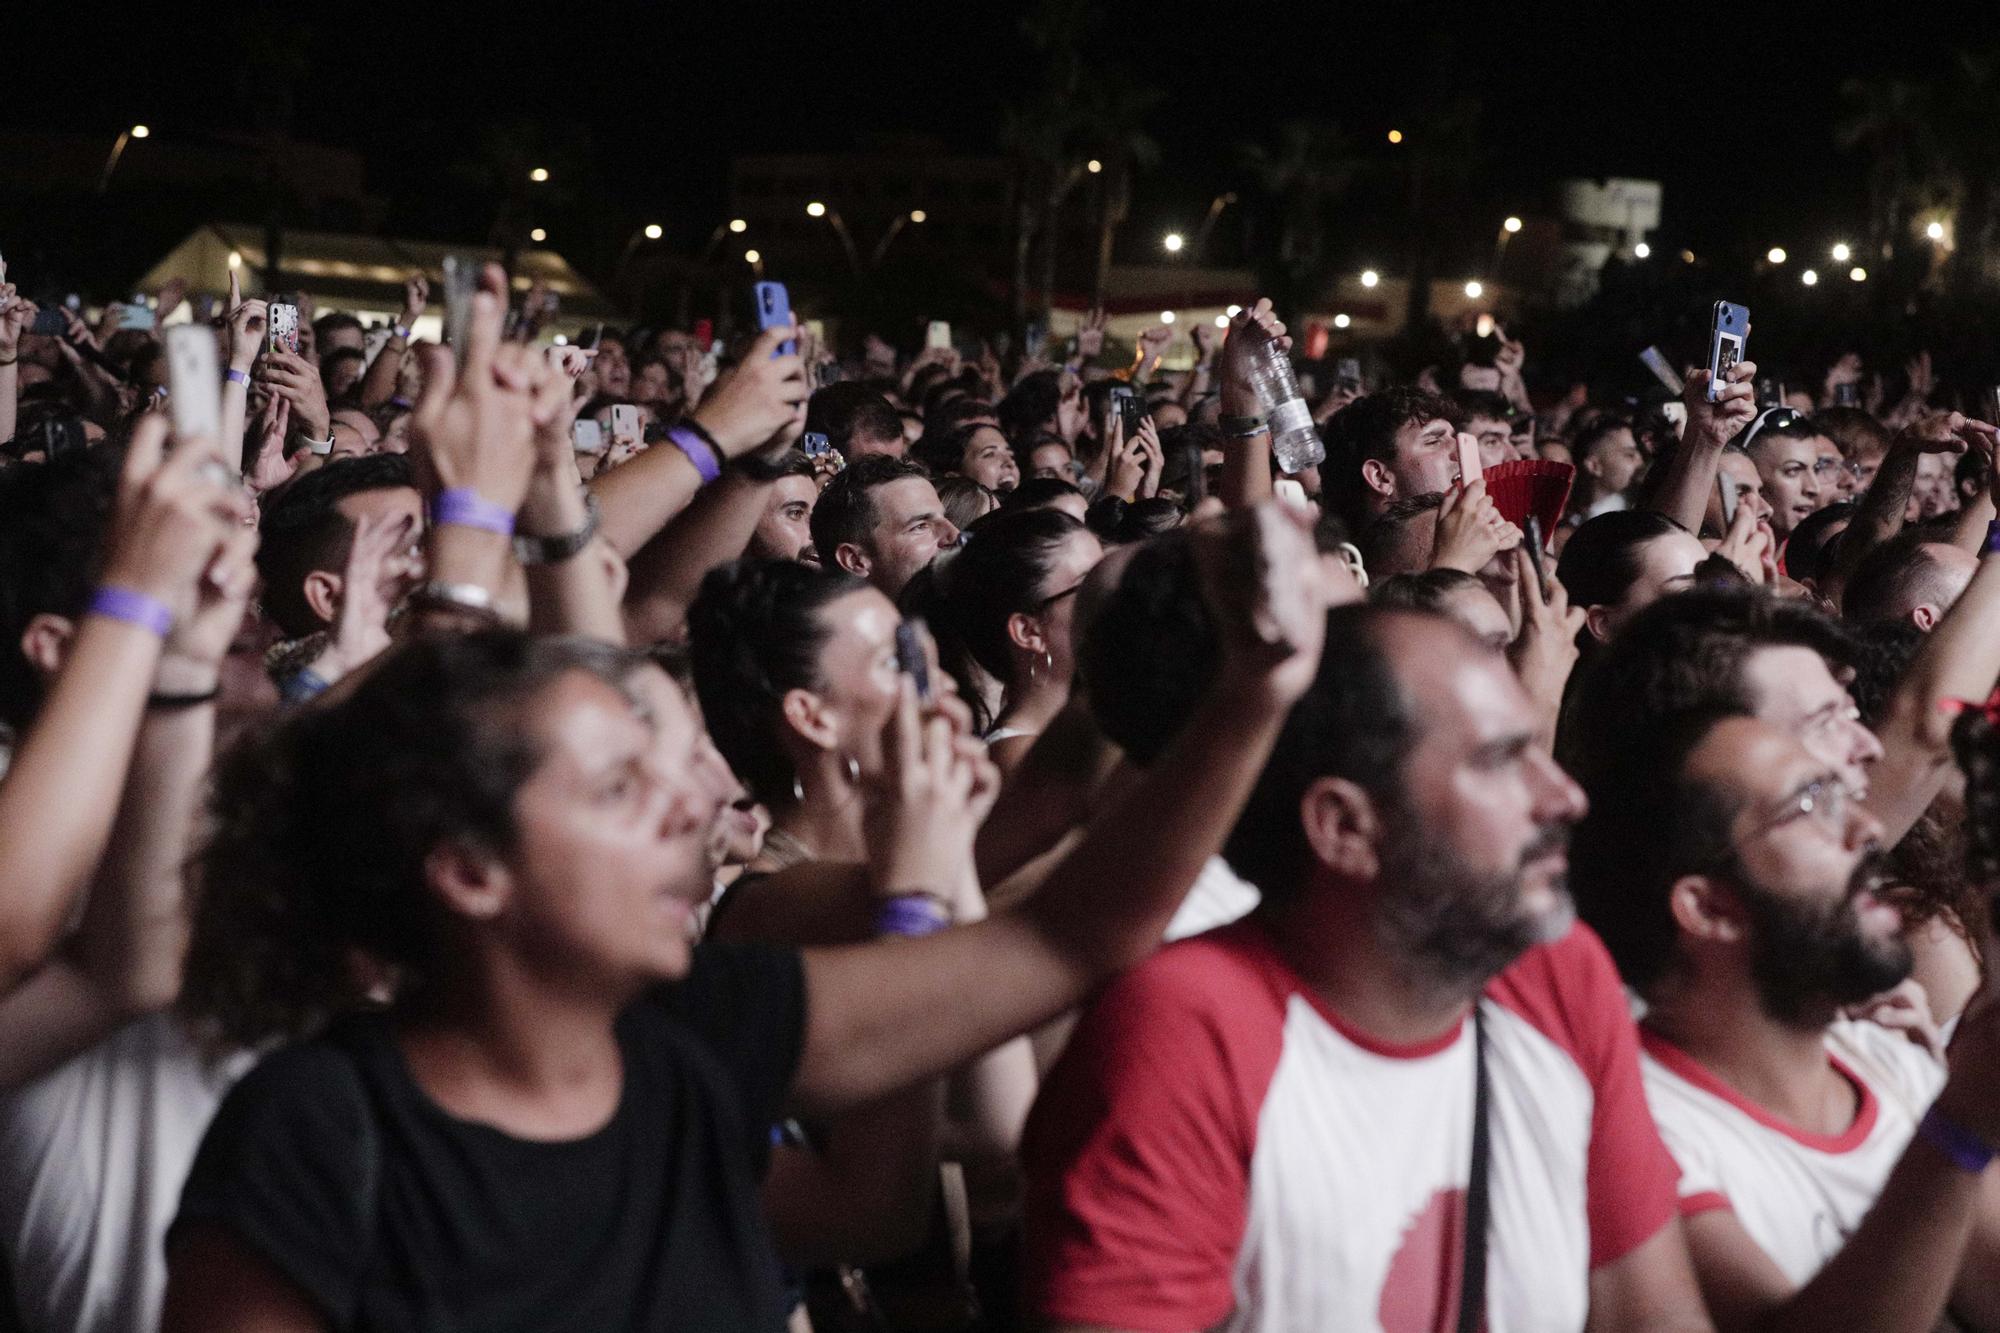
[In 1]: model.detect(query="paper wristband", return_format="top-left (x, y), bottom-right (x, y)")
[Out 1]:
top-left (89, 586), bottom-right (173, 638)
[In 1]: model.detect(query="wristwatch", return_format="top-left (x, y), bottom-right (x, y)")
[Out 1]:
top-left (514, 491), bottom-right (602, 566)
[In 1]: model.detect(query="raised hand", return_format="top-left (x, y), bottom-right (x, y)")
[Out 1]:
top-left (1074, 307), bottom-right (1108, 361)
top-left (1190, 500), bottom-right (1333, 710)
top-left (409, 261), bottom-right (543, 514)
top-left (1218, 297), bottom-right (1290, 420)
top-left (226, 298), bottom-right (268, 374)
top-left (863, 674), bottom-right (990, 900)
top-left (260, 350), bottom-right (330, 446)
top-left (1431, 479), bottom-right (1522, 574)
top-left (157, 523), bottom-right (260, 693)
top-left (99, 417), bottom-right (256, 622)
top-left (690, 323), bottom-right (808, 459)
top-left (399, 274), bottom-right (430, 331)
top-left (1684, 355), bottom-right (1758, 447)
top-left (1712, 491), bottom-right (1774, 585)
top-left (153, 277), bottom-right (189, 327)
top-left (1134, 416), bottom-right (1164, 498)
top-left (245, 395), bottom-right (296, 495)
top-left (0, 290), bottom-right (39, 360)
top-left (1508, 550), bottom-right (1585, 735)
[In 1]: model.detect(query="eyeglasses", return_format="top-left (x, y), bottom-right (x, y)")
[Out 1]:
top-left (1705, 774), bottom-right (1856, 870)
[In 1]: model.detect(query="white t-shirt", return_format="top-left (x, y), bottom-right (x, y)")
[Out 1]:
top-left (0, 1014), bottom-right (247, 1332)
top-left (1641, 1018), bottom-right (1946, 1286)
top-left (1164, 856), bottom-right (1260, 942)
top-left (1025, 920), bottom-right (1681, 1333)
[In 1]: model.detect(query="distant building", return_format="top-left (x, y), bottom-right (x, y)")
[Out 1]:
top-left (1556, 178), bottom-right (1662, 306)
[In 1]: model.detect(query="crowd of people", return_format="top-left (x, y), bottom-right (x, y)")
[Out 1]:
top-left (3, 242), bottom-right (2000, 1333)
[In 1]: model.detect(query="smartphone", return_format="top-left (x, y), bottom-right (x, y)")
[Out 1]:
top-left (571, 419), bottom-right (606, 455)
top-left (1273, 477), bottom-right (1309, 509)
top-left (753, 281), bottom-right (796, 357)
top-left (1524, 515), bottom-right (1548, 590)
top-left (1833, 382), bottom-right (1861, 408)
top-left (925, 320), bottom-right (952, 352)
top-left (1639, 345), bottom-right (1685, 396)
top-left (894, 621), bottom-right (932, 702)
top-left (165, 324), bottom-right (221, 443)
top-left (116, 302), bottom-right (156, 332)
top-left (266, 302), bottom-right (300, 356)
top-left (1109, 384), bottom-right (1143, 440)
top-left (442, 255), bottom-right (478, 370)
top-left (1457, 430), bottom-right (1484, 486)
top-left (802, 431), bottom-right (833, 457)
top-left (29, 308), bottom-right (66, 337)
top-left (1717, 467), bottom-right (1738, 528)
top-left (609, 404), bottom-right (642, 442)
top-left (1705, 301), bottom-right (1750, 402)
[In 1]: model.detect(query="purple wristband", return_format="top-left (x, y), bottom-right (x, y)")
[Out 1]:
top-left (874, 895), bottom-right (951, 939)
top-left (430, 488), bottom-right (516, 537)
top-left (89, 586), bottom-right (173, 638)
top-left (1985, 520), bottom-right (2000, 557)
top-left (1920, 1105), bottom-right (1997, 1173)
top-left (224, 367), bottom-right (251, 388)
top-left (666, 426), bottom-right (723, 486)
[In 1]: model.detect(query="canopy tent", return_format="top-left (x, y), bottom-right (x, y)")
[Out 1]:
top-left (134, 225), bottom-right (622, 338)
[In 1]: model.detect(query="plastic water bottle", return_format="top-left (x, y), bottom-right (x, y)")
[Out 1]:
top-left (1237, 321), bottom-right (1325, 475)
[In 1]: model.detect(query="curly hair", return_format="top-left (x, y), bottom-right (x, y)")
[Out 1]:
top-left (180, 631), bottom-right (629, 1050)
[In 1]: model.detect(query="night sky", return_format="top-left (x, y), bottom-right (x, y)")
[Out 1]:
top-left (0, 4), bottom-right (1968, 273)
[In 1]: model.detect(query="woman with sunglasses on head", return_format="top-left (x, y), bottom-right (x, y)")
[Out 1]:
top-left (906, 507), bottom-right (1103, 777)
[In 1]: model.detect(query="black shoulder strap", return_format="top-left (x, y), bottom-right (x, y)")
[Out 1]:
top-left (1457, 1004), bottom-right (1490, 1333)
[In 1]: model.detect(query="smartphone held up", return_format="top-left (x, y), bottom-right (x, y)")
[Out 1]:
top-left (1705, 301), bottom-right (1749, 402)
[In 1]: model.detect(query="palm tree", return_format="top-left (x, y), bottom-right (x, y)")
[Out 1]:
top-left (1071, 74), bottom-right (1161, 312)
top-left (1395, 95), bottom-right (1482, 331)
top-left (1835, 76), bottom-right (1943, 264)
top-left (1239, 119), bottom-right (1365, 317)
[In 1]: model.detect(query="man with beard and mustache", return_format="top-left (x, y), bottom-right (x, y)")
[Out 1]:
top-left (1574, 711), bottom-right (2000, 1332)
top-left (1023, 605), bottom-right (1710, 1333)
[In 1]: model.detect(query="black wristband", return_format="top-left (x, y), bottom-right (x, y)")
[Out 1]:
top-left (731, 449), bottom-right (797, 482)
top-left (147, 685), bottom-right (220, 710)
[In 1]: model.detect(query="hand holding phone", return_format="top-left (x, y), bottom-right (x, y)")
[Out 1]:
top-left (165, 325), bottom-right (221, 443)
top-left (754, 282), bottom-right (797, 358)
top-left (442, 256), bottom-right (478, 371)
top-left (265, 303), bottom-right (300, 356)
top-left (1705, 301), bottom-right (1750, 403)
top-left (1457, 431), bottom-right (1484, 487)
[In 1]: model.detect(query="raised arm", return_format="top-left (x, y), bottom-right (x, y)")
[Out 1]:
top-left (1867, 419), bottom-right (2000, 844)
top-left (793, 503), bottom-right (1330, 1114)
top-left (219, 276), bottom-right (266, 472)
top-left (1645, 361), bottom-right (1758, 533)
top-left (1820, 412), bottom-right (1973, 609)
top-left (590, 325), bottom-right (807, 558)
top-left (359, 275), bottom-right (426, 410)
top-left (0, 523), bottom-right (257, 1087)
top-left (1215, 299), bottom-right (1288, 510)
top-left (0, 287), bottom-right (35, 448)
top-left (0, 417), bottom-right (247, 994)
top-left (622, 473), bottom-right (783, 644)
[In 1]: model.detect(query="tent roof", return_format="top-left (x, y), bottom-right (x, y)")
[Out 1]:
top-left (136, 225), bottom-right (621, 328)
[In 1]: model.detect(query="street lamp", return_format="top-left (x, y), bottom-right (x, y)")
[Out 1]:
top-left (530, 228), bottom-right (547, 243)
top-left (644, 224), bottom-right (664, 240)
top-left (1086, 159), bottom-right (1103, 174)
top-left (1831, 242), bottom-right (1851, 262)
top-left (1387, 129), bottom-right (1404, 144)
top-left (1463, 280), bottom-right (1484, 299)
top-left (1334, 313), bottom-right (1352, 329)
top-left (1767, 247), bottom-right (1787, 264)
top-left (1802, 269), bottom-right (1819, 286)
top-left (1192, 192), bottom-right (1239, 261)
top-left (1163, 232), bottom-right (1185, 255)
top-left (870, 209), bottom-right (928, 267)
top-left (1360, 270), bottom-right (1380, 288)
top-left (97, 124), bottom-right (151, 194)
top-left (529, 167), bottom-right (549, 183)
top-left (806, 201), bottom-right (861, 275)
top-left (1634, 242), bottom-right (1652, 259)
top-left (1849, 266), bottom-right (1868, 282)
top-left (1927, 220), bottom-right (1947, 240)
top-left (1160, 310), bottom-right (1176, 324)
top-left (1502, 216), bottom-right (1522, 234)
top-left (729, 218), bottom-right (748, 233)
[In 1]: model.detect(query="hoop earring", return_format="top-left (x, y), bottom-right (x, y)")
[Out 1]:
top-left (792, 773), bottom-right (805, 803)
top-left (1043, 649), bottom-right (1054, 676)
top-left (844, 755), bottom-right (860, 785)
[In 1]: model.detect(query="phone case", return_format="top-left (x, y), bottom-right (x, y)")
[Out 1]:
top-left (610, 405), bottom-right (641, 440)
top-left (571, 419), bottom-right (606, 455)
top-left (1457, 431), bottom-right (1484, 486)
top-left (893, 622), bottom-right (932, 701)
top-left (1706, 302), bottom-right (1750, 402)
top-left (753, 282), bottom-right (796, 358)
top-left (266, 303), bottom-right (300, 355)
top-left (442, 256), bottom-right (478, 370)
top-left (165, 325), bottom-right (221, 443)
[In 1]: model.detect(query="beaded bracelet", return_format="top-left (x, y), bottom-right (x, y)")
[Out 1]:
top-left (431, 488), bottom-right (516, 537)
top-left (89, 586), bottom-right (173, 639)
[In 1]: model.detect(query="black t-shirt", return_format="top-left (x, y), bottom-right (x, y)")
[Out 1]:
top-left (171, 941), bottom-right (807, 1332)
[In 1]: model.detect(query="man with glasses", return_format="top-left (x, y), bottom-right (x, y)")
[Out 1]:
top-left (1570, 709), bottom-right (2000, 1331)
